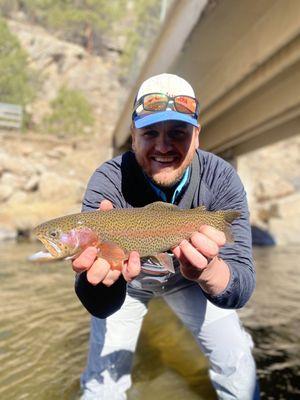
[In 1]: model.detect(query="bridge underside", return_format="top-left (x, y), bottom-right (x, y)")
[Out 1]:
top-left (171, 0), bottom-right (300, 158)
top-left (113, 0), bottom-right (300, 158)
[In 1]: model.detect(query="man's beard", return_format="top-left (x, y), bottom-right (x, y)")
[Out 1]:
top-left (136, 152), bottom-right (194, 189)
top-left (150, 166), bottom-right (187, 188)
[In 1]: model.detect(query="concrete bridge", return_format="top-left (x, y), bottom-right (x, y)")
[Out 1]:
top-left (113, 0), bottom-right (300, 160)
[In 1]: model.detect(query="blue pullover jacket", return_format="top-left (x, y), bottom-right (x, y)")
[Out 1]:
top-left (75, 150), bottom-right (255, 318)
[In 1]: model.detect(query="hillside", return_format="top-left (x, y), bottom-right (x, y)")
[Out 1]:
top-left (0, 16), bottom-right (125, 240)
top-left (0, 8), bottom-right (299, 245)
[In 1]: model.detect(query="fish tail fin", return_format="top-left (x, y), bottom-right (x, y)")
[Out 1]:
top-left (219, 210), bottom-right (241, 243)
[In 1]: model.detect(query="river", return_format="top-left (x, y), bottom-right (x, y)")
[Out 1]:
top-left (0, 242), bottom-right (299, 399)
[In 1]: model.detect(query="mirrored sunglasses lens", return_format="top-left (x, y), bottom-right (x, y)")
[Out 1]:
top-left (175, 96), bottom-right (197, 114)
top-left (143, 94), bottom-right (168, 111)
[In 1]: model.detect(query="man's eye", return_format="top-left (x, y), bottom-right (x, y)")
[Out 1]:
top-left (143, 130), bottom-right (158, 138)
top-left (170, 130), bottom-right (186, 139)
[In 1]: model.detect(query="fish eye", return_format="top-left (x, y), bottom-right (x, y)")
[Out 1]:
top-left (50, 230), bottom-right (59, 238)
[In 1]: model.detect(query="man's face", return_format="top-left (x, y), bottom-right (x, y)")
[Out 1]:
top-left (131, 120), bottom-right (200, 188)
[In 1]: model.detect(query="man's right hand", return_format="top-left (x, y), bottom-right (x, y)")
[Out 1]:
top-left (72, 200), bottom-right (141, 286)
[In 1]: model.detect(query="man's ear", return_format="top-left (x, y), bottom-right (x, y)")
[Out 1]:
top-left (194, 125), bottom-right (201, 148)
top-left (131, 124), bottom-right (136, 151)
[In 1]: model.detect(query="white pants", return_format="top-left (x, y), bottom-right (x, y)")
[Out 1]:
top-left (80, 279), bottom-right (259, 400)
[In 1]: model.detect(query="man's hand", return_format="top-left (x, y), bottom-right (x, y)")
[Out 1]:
top-left (72, 200), bottom-right (141, 286)
top-left (172, 225), bottom-right (231, 296)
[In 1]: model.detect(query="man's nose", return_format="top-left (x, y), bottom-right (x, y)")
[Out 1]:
top-left (155, 134), bottom-right (172, 153)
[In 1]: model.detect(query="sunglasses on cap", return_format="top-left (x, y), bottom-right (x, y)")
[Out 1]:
top-left (132, 93), bottom-right (199, 119)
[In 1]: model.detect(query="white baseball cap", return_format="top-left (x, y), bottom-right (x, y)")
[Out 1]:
top-left (132, 73), bottom-right (199, 128)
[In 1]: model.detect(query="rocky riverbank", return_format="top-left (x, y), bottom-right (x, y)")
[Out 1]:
top-left (238, 135), bottom-right (300, 245)
top-left (0, 131), bottom-right (111, 241)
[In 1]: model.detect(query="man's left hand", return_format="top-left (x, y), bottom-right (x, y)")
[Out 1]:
top-left (172, 225), bottom-right (231, 296)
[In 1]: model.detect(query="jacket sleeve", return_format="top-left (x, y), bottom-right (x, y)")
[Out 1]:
top-left (203, 160), bottom-right (255, 309)
top-left (74, 162), bottom-right (127, 318)
top-left (75, 272), bottom-right (127, 318)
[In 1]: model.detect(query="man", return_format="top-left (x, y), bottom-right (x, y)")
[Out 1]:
top-left (73, 73), bottom-right (259, 399)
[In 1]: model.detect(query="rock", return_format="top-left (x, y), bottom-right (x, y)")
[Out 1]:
top-left (128, 369), bottom-right (203, 400)
top-left (0, 227), bottom-right (17, 241)
top-left (7, 191), bottom-right (28, 205)
top-left (46, 149), bottom-right (64, 159)
top-left (255, 178), bottom-right (295, 202)
top-left (270, 193), bottom-right (300, 218)
top-left (53, 145), bottom-right (73, 156)
top-left (20, 143), bottom-right (34, 156)
top-left (251, 225), bottom-right (276, 246)
top-left (269, 216), bottom-right (300, 246)
top-left (24, 175), bottom-right (40, 192)
top-left (39, 172), bottom-right (84, 202)
top-left (0, 154), bottom-right (36, 177)
top-left (1, 172), bottom-right (23, 190)
top-left (0, 184), bottom-right (14, 202)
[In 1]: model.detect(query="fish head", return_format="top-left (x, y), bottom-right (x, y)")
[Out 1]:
top-left (32, 215), bottom-right (99, 261)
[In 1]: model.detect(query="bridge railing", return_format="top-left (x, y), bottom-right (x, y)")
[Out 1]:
top-left (0, 102), bottom-right (23, 131)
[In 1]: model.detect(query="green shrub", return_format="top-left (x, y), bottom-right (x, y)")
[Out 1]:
top-left (0, 17), bottom-right (34, 108)
top-left (42, 86), bottom-right (94, 136)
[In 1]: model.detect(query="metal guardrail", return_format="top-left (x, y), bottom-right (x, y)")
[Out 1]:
top-left (0, 102), bottom-right (23, 130)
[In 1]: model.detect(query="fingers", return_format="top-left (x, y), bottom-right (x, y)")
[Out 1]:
top-left (178, 239), bottom-right (208, 269)
top-left (172, 227), bottom-right (226, 282)
top-left (123, 251), bottom-right (141, 283)
top-left (72, 246), bottom-right (98, 273)
top-left (74, 248), bottom-right (141, 286)
top-left (102, 269), bottom-right (122, 286)
top-left (174, 229), bottom-right (221, 269)
top-left (190, 231), bottom-right (219, 259)
top-left (87, 251), bottom-right (141, 286)
top-left (199, 225), bottom-right (226, 247)
top-left (99, 199), bottom-right (114, 211)
top-left (86, 257), bottom-right (116, 285)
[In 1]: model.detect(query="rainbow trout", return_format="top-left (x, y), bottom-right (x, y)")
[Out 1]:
top-left (29, 202), bottom-right (240, 274)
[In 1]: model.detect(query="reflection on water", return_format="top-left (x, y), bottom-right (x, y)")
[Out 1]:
top-left (239, 246), bottom-right (300, 400)
top-left (0, 242), bottom-right (299, 399)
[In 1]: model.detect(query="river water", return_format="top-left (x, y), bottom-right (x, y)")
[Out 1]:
top-left (0, 242), bottom-right (299, 400)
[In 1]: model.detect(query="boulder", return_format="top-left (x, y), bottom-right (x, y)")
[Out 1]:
top-left (255, 178), bottom-right (295, 202)
top-left (24, 175), bottom-right (40, 192)
top-left (1, 172), bottom-right (23, 190)
top-left (7, 191), bottom-right (28, 205)
top-left (38, 172), bottom-right (84, 202)
top-left (0, 227), bottom-right (17, 241)
top-left (269, 216), bottom-right (300, 245)
top-left (0, 184), bottom-right (14, 202)
top-left (270, 192), bottom-right (300, 218)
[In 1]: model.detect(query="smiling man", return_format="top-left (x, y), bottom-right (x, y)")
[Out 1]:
top-left (73, 73), bottom-right (259, 400)
top-left (132, 120), bottom-right (198, 189)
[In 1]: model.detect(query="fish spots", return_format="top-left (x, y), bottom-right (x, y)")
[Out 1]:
top-left (32, 202), bottom-right (240, 262)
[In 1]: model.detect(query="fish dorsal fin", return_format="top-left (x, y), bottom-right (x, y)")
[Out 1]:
top-left (144, 202), bottom-right (178, 211)
top-left (196, 205), bottom-right (207, 211)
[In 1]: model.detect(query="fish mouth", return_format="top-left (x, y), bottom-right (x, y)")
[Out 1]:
top-left (37, 235), bottom-right (63, 258)
top-left (28, 250), bottom-right (56, 263)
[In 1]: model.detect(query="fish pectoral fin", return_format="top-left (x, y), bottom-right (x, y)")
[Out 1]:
top-left (97, 241), bottom-right (127, 271)
top-left (153, 253), bottom-right (175, 273)
top-left (141, 253), bottom-right (175, 275)
top-left (144, 202), bottom-right (178, 211)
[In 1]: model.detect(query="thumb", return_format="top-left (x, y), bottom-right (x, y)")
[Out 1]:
top-left (99, 199), bottom-right (114, 211)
